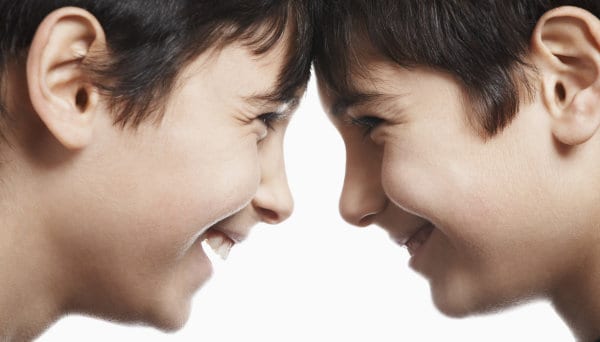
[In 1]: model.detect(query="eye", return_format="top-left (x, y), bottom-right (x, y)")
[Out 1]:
top-left (257, 112), bottom-right (287, 131)
top-left (348, 115), bottom-right (385, 136)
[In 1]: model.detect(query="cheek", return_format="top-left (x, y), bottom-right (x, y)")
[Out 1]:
top-left (380, 139), bottom-right (513, 250)
top-left (154, 117), bottom-right (261, 215)
top-left (148, 136), bottom-right (261, 239)
top-left (72, 128), bottom-right (262, 266)
top-left (379, 140), bottom-right (471, 222)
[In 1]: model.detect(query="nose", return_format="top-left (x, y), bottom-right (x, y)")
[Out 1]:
top-left (252, 135), bottom-right (294, 224)
top-left (339, 140), bottom-right (387, 227)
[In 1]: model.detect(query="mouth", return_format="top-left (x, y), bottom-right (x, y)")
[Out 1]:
top-left (199, 226), bottom-right (247, 260)
top-left (404, 223), bottom-right (435, 257)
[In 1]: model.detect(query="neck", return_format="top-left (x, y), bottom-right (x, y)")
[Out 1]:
top-left (0, 168), bottom-right (67, 341)
top-left (551, 232), bottom-right (600, 341)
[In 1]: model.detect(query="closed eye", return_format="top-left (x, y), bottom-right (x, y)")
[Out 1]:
top-left (347, 115), bottom-right (384, 137)
top-left (258, 112), bottom-right (289, 130)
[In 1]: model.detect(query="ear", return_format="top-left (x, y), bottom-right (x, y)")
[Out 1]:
top-left (26, 7), bottom-right (106, 150)
top-left (531, 6), bottom-right (600, 146)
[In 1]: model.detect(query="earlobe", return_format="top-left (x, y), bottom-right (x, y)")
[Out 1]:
top-left (532, 6), bottom-right (600, 146)
top-left (26, 7), bottom-right (106, 150)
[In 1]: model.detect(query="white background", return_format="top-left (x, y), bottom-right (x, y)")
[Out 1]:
top-left (39, 78), bottom-right (573, 341)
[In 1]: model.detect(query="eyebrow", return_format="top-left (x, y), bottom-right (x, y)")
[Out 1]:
top-left (331, 92), bottom-right (392, 117)
top-left (244, 88), bottom-right (301, 114)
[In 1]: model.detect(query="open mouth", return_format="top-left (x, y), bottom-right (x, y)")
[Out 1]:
top-left (405, 223), bottom-right (434, 256)
top-left (201, 229), bottom-right (236, 260)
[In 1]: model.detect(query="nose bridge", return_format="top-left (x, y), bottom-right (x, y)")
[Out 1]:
top-left (339, 140), bottom-right (386, 227)
top-left (253, 135), bottom-right (294, 224)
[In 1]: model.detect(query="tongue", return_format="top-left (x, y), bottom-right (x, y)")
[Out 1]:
top-left (204, 230), bottom-right (235, 260)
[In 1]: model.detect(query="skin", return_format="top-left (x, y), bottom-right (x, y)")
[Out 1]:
top-left (0, 7), bottom-right (296, 341)
top-left (318, 6), bottom-right (600, 340)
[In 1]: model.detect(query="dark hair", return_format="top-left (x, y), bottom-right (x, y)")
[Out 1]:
top-left (314, 0), bottom-right (600, 136)
top-left (0, 0), bottom-right (315, 129)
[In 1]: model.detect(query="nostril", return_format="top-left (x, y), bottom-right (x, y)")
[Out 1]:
top-left (258, 208), bottom-right (280, 224)
top-left (358, 214), bottom-right (376, 227)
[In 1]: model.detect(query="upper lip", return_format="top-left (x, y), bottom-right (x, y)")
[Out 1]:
top-left (386, 221), bottom-right (434, 247)
top-left (209, 225), bottom-right (250, 245)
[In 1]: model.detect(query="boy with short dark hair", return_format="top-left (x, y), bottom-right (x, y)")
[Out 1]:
top-left (0, 1), bottom-right (315, 340)
top-left (315, 1), bottom-right (600, 339)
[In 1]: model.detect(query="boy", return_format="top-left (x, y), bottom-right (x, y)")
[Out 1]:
top-left (314, 1), bottom-right (600, 340)
top-left (0, 0), bottom-right (314, 340)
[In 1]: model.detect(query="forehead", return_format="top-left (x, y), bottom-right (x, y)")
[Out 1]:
top-left (318, 57), bottom-right (409, 115)
top-left (318, 57), bottom-right (476, 131)
top-left (181, 27), bottom-right (294, 103)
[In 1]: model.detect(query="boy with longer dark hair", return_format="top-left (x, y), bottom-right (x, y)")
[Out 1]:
top-left (0, 0), bottom-right (315, 340)
top-left (315, 1), bottom-right (600, 339)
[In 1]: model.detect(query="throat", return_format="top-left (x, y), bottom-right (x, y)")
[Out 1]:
top-left (551, 252), bottom-right (600, 340)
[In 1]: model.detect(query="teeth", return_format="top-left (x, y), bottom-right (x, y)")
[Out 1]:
top-left (204, 231), bottom-right (235, 260)
top-left (405, 224), bottom-right (434, 256)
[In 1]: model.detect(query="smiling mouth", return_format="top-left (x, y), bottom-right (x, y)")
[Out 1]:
top-left (201, 229), bottom-right (236, 260)
top-left (405, 223), bottom-right (434, 256)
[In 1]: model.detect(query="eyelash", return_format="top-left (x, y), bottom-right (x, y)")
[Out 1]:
top-left (349, 116), bottom-right (384, 136)
top-left (258, 112), bottom-right (284, 130)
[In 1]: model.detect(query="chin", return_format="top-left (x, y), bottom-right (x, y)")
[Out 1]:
top-left (430, 280), bottom-right (517, 319)
top-left (144, 289), bottom-right (196, 332)
top-left (431, 291), bottom-right (472, 318)
top-left (428, 276), bottom-right (483, 318)
top-left (154, 315), bottom-right (191, 333)
top-left (143, 300), bottom-right (192, 332)
top-left (97, 299), bottom-right (192, 332)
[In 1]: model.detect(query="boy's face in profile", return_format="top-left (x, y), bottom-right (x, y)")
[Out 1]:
top-left (318, 53), bottom-right (598, 316)
top-left (17, 12), bottom-right (297, 330)
top-left (62, 39), bottom-right (294, 329)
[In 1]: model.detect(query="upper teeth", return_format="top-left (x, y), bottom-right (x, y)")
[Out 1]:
top-left (204, 231), bottom-right (235, 260)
